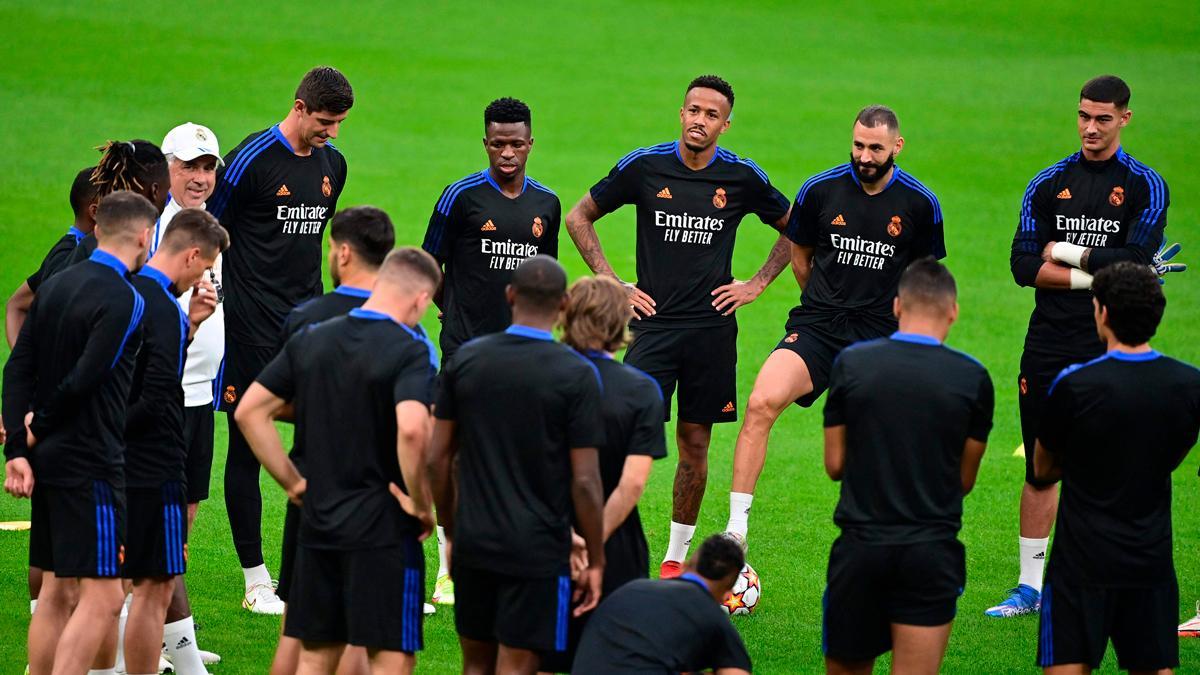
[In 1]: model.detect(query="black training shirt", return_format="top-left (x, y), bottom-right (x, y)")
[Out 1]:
top-left (257, 309), bottom-right (438, 550)
top-left (125, 266), bottom-right (189, 487)
top-left (2, 250), bottom-right (143, 487)
top-left (824, 333), bottom-right (993, 544)
top-left (209, 125), bottom-right (347, 347)
top-left (26, 226), bottom-right (86, 293)
top-left (1011, 147), bottom-right (1169, 359)
top-left (1041, 350), bottom-right (1200, 587)
top-left (589, 142), bottom-right (789, 329)
top-left (573, 575), bottom-right (752, 674)
top-left (787, 164), bottom-right (945, 323)
top-left (436, 326), bottom-right (604, 577)
top-left (422, 170), bottom-right (561, 361)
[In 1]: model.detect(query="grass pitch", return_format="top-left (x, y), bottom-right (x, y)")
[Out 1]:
top-left (1, 1), bottom-right (1199, 672)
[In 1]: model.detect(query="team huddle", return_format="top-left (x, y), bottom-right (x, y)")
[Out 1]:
top-left (2, 65), bottom-right (1198, 674)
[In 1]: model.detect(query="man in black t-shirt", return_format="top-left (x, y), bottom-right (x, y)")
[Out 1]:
top-left (3, 192), bottom-right (158, 675)
top-left (236, 248), bottom-right (441, 673)
top-left (573, 534), bottom-right (752, 675)
top-left (995, 75), bottom-right (1182, 618)
top-left (208, 66), bottom-right (353, 612)
top-left (822, 259), bottom-right (991, 674)
top-left (270, 206), bottom-right (394, 675)
top-left (539, 276), bottom-right (668, 672)
top-left (1033, 262), bottom-right (1200, 672)
top-left (565, 75), bottom-right (791, 575)
top-left (122, 209), bottom-right (226, 675)
top-left (5, 166), bottom-right (98, 349)
top-left (430, 256), bottom-right (606, 675)
top-left (725, 105), bottom-right (946, 551)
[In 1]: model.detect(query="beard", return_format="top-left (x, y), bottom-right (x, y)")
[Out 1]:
top-left (851, 151), bottom-right (895, 184)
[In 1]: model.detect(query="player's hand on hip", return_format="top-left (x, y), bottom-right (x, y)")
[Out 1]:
top-left (389, 482), bottom-right (434, 541)
top-left (285, 477), bottom-right (307, 507)
top-left (1152, 241), bottom-right (1187, 284)
top-left (23, 412), bottom-right (36, 448)
top-left (711, 278), bottom-right (765, 316)
top-left (573, 564), bottom-right (604, 617)
top-left (4, 458), bottom-right (34, 498)
top-left (622, 282), bottom-right (656, 318)
top-left (189, 278), bottom-right (219, 326)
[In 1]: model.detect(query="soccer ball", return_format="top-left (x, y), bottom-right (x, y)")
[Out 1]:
top-left (721, 563), bottom-right (761, 616)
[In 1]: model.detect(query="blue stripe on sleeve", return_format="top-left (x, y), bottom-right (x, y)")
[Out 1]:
top-left (795, 165), bottom-right (852, 207)
top-left (616, 141), bottom-right (676, 171)
top-left (112, 282), bottom-right (146, 369)
top-left (1117, 153), bottom-right (1168, 245)
top-left (526, 177), bottom-right (557, 196)
top-left (1016, 154), bottom-right (1078, 252)
top-left (207, 130), bottom-right (277, 217)
top-left (895, 170), bottom-right (943, 224)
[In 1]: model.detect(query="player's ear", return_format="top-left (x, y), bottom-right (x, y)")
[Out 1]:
top-left (504, 284), bottom-right (516, 307)
top-left (948, 301), bottom-right (959, 326)
top-left (87, 200), bottom-right (99, 224)
top-left (892, 296), bottom-right (902, 320)
top-left (293, 99), bottom-right (306, 117)
top-left (1119, 109), bottom-right (1132, 128)
top-left (893, 135), bottom-right (905, 157)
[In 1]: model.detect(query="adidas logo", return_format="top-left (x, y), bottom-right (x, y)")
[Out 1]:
top-left (656, 187), bottom-right (673, 199)
top-left (481, 219), bottom-right (497, 232)
top-left (276, 184), bottom-right (291, 197)
top-left (1033, 552), bottom-right (1045, 560)
top-left (722, 401), bottom-right (736, 413)
top-left (1056, 188), bottom-right (1072, 200)
top-left (175, 636), bottom-right (192, 649)
top-left (831, 214), bottom-right (846, 226)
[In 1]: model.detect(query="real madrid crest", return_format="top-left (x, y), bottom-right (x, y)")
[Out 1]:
top-left (887, 216), bottom-right (903, 237)
top-left (322, 176), bottom-right (332, 198)
top-left (532, 216), bottom-right (544, 238)
top-left (1109, 186), bottom-right (1124, 207)
top-left (713, 187), bottom-right (727, 209)
top-left (195, 128), bottom-right (207, 141)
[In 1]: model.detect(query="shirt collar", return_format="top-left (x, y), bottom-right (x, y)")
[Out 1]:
top-left (483, 168), bottom-right (527, 196)
top-left (138, 265), bottom-right (173, 292)
top-left (674, 141), bottom-right (719, 170)
top-left (350, 309), bottom-right (440, 369)
top-left (271, 124), bottom-right (296, 153)
top-left (849, 163), bottom-right (901, 193)
top-left (68, 226), bottom-right (86, 242)
top-left (89, 249), bottom-right (130, 276)
top-left (348, 308), bottom-right (392, 322)
top-left (1108, 348), bottom-right (1160, 362)
top-left (678, 572), bottom-right (710, 593)
top-left (584, 349), bottom-right (613, 360)
top-left (505, 324), bottom-right (554, 341)
top-left (333, 285), bottom-right (371, 298)
top-left (890, 331), bottom-right (941, 346)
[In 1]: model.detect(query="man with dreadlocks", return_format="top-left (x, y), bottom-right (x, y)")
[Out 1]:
top-left (207, 65), bottom-right (352, 614)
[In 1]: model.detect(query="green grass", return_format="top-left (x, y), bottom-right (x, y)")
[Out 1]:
top-left (2, 0), bottom-right (1200, 671)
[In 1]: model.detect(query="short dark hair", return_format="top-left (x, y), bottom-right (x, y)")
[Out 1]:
top-left (898, 257), bottom-right (957, 312)
top-left (160, 208), bottom-right (229, 258)
top-left (94, 190), bottom-right (158, 241)
top-left (92, 140), bottom-right (168, 200)
top-left (379, 246), bottom-right (441, 291)
top-left (1092, 262), bottom-right (1164, 345)
top-left (1080, 75), bottom-right (1131, 108)
top-left (70, 166), bottom-right (99, 217)
top-left (485, 97), bottom-right (531, 130)
top-left (856, 105), bottom-right (900, 133)
top-left (511, 255), bottom-right (568, 313)
top-left (330, 206), bottom-right (395, 269)
top-left (296, 66), bottom-right (354, 114)
top-left (694, 534), bottom-right (745, 583)
top-left (687, 75), bottom-right (734, 110)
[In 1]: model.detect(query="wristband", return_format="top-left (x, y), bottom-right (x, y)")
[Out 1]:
top-left (1052, 242), bottom-right (1088, 269)
top-left (1069, 268), bottom-right (1093, 290)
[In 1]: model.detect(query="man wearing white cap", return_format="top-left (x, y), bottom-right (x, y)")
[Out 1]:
top-left (155, 122), bottom-right (224, 673)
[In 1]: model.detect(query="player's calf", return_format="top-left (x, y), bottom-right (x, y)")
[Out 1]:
top-left (125, 577), bottom-right (176, 674)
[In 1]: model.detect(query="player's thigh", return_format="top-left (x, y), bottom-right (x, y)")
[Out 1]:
top-left (677, 322), bottom-right (738, 425)
top-left (623, 328), bottom-right (681, 420)
top-left (182, 404), bottom-right (215, 504)
top-left (123, 483), bottom-right (188, 581)
top-left (452, 565), bottom-right (500, 643)
top-left (889, 622), bottom-right (952, 674)
top-left (773, 324), bottom-right (843, 408)
top-left (494, 570), bottom-right (570, 653)
top-left (277, 502), bottom-right (302, 602)
top-left (284, 546), bottom-right (348, 645)
top-left (1037, 578), bottom-right (1107, 670)
top-left (887, 539), bottom-right (964, 628)
top-left (49, 480), bottom-right (125, 580)
top-left (367, 648), bottom-right (414, 675)
top-left (748, 348), bottom-right (818, 413)
top-left (1110, 584), bottom-right (1179, 672)
top-left (1019, 352), bottom-right (1076, 486)
top-left (823, 537), bottom-right (890, 661)
top-left (345, 539), bottom-right (425, 654)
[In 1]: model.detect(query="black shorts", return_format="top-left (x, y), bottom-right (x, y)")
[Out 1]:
top-left (284, 538), bottom-right (425, 652)
top-left (182, 404), bottom-right (215, 503)
top-left (823, 536), bottom-right (965, 661)
top-left (276, 501), bottom-right (301, 602)
top-left (453, 563), bottom-right (572, 652)
top-left (1019, 350), bottom-right (1101, 487)
top-left (624, 322), bottom-right (738, 424)
top-left (123, 482), bottom-right (188, 578)
top-left (774, 309), bottom-right (893, 408)
top-left (1038, 577), bottom-right (1179, 671)
top-left (219, 341), bottom-right (277, 413)
top-left (29, 480), bottom-right (125, 578)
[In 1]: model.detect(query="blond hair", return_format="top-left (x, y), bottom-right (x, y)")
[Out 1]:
top-left (562, 276), bottom-right (631, 353)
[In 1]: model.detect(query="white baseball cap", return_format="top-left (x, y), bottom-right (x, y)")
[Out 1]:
top-left (161, 122), bottom-right (223, 166)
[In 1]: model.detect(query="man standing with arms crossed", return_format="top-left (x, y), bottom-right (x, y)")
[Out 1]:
top-left (566, 75), bottom-right (791, 575)
top-left (995, 74), bottom-right (1182, 617)
top-left (208, 66), bottom-right (352, 613)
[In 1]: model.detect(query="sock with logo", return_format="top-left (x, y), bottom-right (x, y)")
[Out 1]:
top-left (663, 522), bottom-right (696, 563)
top-left (436, 526), bottom-right (449, 577)
top-left (242, 563), bottom-right (271, 591)
top-left (1018, 536), bottom-right (1048, 592)
top-left (726, 492), bottom-right (754, 539)
top-left (164, 616), bottom-right (208, 674)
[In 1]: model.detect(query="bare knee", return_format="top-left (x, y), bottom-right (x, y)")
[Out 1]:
top-left (38, 575), bottom-right (79, 613)
top-left (676, 424), bottom-right (711, 460)
top-left (746, 388), bottom-right (788, 423)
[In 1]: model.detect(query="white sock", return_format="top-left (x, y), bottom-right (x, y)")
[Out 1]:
top-left (164, 616), bottom-right (208, 675)
top-left (30, 598), bottom-right (37, 615)
top-left (115, 594), bottom-right (131, 673)
top-left (663, 522), bottom-right (695, 563)
top-left (87, 669), bottom-right (117, 675)
top-left (726, 492), bottom-right (754, 538)
top-left (242, 564), bottom-right (271, 590)
top-left (436, 526), bottom-right (449, 577)
top-left (1018, 536), bottom-right (1049, 592)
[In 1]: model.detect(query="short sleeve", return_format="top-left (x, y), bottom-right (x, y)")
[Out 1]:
top-left (422, 185), bottom-right (467, 262)
top-left (392, 344), bottom-right (436, 407)
top-left (255, 333), bottom-right (299, 400)
top-left (785, 186), bottom-right (823, 246)
top-left (967, 368), bottom-right (994, 442)
top-left (708, 614), bottom-right (753, 671)
top-left (745, 171), bottom-right (790, 226)
top-left (589, 160), bottom-right (641, 215)
top-left (823, 354), bottom-right (850, 427)
top-left (568, 364), bottom-right (605, 449)
top-left (628, 379), bottom-right (667, 459)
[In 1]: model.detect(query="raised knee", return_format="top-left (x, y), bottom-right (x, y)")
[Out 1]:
top-left (746, 390), bottom-right (786, 420)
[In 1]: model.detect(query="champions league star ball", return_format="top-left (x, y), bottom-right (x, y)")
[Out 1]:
top-left (721, 563), bottom-right (761, 616)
